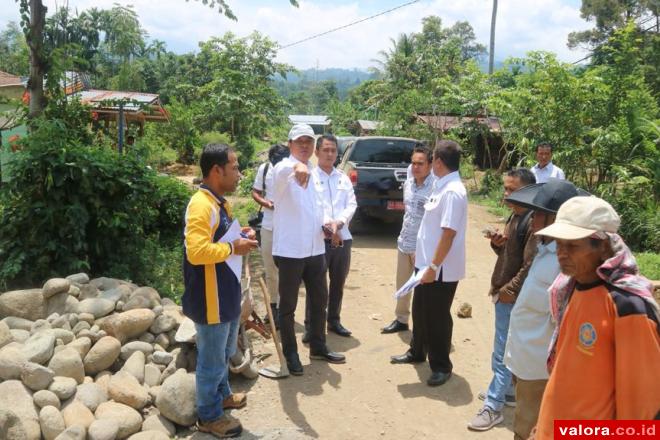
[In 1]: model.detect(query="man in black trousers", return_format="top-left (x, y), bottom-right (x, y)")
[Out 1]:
top-left (391, 140), bottom-right (468, 387)
top-left (271, 123), bottom-right (346, 376)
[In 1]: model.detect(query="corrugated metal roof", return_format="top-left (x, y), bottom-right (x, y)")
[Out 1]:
top-left (75, 89), bottom-right (160, 111)
top-left (288, 114), bottom-right (331, 125)
top-left (357, 119), bottom-right (382, 131)
top-left (0, 71), bottom-right (23, 88)
top-left (416, 114), bottom-right (502, 133)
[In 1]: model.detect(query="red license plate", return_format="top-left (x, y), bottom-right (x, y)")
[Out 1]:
top-left (387, 200), bottom-right (405, 211)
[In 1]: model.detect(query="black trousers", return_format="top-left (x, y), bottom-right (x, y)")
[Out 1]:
top-left (305, 240), bottom-right (352, 327)
top-left (408, 270), bottom-right (458, 373)
top-left (274, 254), bottom-right (328, 357)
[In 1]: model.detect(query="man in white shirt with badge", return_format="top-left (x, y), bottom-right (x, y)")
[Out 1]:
top-left (272, 124), bottom-right (346, 376)
top-left (391, 140), bottom-right (468, 387)
top-left (301, 134), bottom-right (357, 340)
top-left (530, 142), bottom-right (565, 184)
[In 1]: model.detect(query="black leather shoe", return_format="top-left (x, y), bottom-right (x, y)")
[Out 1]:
top-left (328, 322), bottom-right (352, 337)
top-left (390, 352), bottom-right (424, 364)
top-left (381, 320), bottom-right (409, 334)
top-left (427, 371), bottom-right (451, 386)
top-left (286, 354), bottom-right (304, 376)
top-left (301, 331), bottom-right (310, 344)
top-left (310, 349), bottom-right (346, 364)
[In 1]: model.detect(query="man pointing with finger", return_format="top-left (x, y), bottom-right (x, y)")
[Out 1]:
top-left (273, 123), bottom-right (346, 376)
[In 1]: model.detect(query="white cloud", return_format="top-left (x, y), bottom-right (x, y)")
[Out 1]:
top-left (1, 0), bottom-right (592, 69)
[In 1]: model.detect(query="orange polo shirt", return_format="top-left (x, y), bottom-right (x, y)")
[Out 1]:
top-left (536, 281), bottom-right (660, 439)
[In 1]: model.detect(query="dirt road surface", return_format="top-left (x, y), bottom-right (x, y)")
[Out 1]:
top-left (187, 203), bottom-right (513, 440)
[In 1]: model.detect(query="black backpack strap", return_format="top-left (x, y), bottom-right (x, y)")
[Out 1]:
top-left (262, 162), bottom-right (270, 192)
top-left (516, 210), bottom-right (534, 244)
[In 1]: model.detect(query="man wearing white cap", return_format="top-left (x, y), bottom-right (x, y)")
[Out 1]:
top-left (272, 123), bottom-right (346, 376)
top-left (531, 197), bottom-right (660, 439)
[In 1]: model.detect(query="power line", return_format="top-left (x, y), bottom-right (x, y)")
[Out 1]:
top-left (571, 15), bottom-right (658, 65)
top-left (278, 0), bottom-right (421, 50)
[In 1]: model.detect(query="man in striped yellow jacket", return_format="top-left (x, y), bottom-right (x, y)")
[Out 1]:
top-left (182, 143), bottom-right (258, 438)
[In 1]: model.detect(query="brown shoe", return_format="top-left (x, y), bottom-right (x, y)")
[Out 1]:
top-left (197, 414), bottom-right (242, 438)
top-left (222, 392), bottom-right (247, 410)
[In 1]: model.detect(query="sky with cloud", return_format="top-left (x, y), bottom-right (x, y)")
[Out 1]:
top-left (1, 0), bottom-right (592, 70)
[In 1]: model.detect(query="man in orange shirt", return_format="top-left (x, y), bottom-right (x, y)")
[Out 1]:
top-left (532, 197), bottom-right (660, 439)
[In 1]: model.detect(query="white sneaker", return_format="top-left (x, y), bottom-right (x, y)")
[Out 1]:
top-left (467, 406), bottom-right (504, 431)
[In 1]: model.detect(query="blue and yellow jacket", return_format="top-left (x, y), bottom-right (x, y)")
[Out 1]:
top-left (182, 185), bottom-right (241, 325)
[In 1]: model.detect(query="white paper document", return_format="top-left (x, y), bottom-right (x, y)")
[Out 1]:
top-left (393, 266), bottom-right (429, 299)
top-left (218, 219), bottom-right (242, 281)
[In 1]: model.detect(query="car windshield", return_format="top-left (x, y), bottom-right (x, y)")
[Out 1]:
top-left (349, 139), bottom-right (417, 163)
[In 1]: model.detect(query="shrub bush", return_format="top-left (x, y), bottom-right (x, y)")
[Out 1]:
top-left (0, 120), bottom-right (191, 290)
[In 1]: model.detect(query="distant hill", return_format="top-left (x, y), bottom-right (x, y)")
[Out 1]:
top-left (276, 68), bottom-right (374, 85)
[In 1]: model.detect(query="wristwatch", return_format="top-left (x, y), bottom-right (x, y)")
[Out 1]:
top-left (429, 263), bottom-right (439, 271)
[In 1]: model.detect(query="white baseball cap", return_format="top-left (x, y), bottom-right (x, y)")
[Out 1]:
top-left (536, 196), bottom-right (620, 240)
top-left (288, 123), bottom-right (315, 141)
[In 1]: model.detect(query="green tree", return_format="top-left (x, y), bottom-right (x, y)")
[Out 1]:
top-left (568, 0), bottom-right (658, 49)
top-left (193, 32), bottom-right (292, 158)
top-left (0, 22), bottom-right (29, 76)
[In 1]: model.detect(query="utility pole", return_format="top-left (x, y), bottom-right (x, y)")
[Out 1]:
top-left (488, 0), bottom-right (498, 74)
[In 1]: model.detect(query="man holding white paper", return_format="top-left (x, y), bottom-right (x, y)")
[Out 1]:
top-left (390, 140), bottom-right (468, 388)
top-left (182, 143), bottom-right (258, 438)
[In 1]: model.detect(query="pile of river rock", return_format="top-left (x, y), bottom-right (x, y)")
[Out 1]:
top-left (0, 274), bottom-right (205, 440)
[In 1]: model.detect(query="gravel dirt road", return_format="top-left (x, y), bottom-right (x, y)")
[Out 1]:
top-left (187, 202), bottom-right (514, 440)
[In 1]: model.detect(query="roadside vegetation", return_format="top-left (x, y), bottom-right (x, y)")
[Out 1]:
top-left (0, 1), bottom-right (658, 296)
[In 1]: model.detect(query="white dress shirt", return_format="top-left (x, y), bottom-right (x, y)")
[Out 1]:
top-left (272, 156), bottom-right (326, 258)
top-left (415, 171), bottom-right (467, 282)
top-left (252, 162), bottom-right (275, 231)
top-left (530, 162), bottom-right (565, 184)
top-left (312, 167), bottom-right (357, 241)
top-left (504, 240), bottom-right (560, 380)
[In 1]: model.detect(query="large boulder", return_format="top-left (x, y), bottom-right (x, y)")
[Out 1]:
top-left (61, 399), bottom-right (95, 430)
top-left (0, 320), bottom-right (12, 349)
top-left (120, 341), bottom-right (153, 360)
top-left (39, 405), bottom-right (66, 440)
top-left (22, 332), bottom-right (56, 364)
top-left (46, 293), bottom-right (74, 317)
top-left (155, 369), bottom-right (197, 426)
top-left (66, 273), bottom-right (90, 285)
top-left (2, 316), bottom-right (34, 331)
top-left (95, 402), bottom-right (142, 440)
top-left (21, 362), bottom-right (55, 391)
top-left (0, 342), bottom-right (29, 380)
top-left (0, 289), bottom-right (46, 321)
top-left (65, 337), bottom-right (92, 359)
top-left (148, 315), bottom-right (176, 335)
top-left (48, 348), bottom-right (84, 384)
top-left (0, 408), bottom-right (29, 440)
top-left (42, 279), bottom-right (71, 300)
top-left (90, 278), bottom-right (122, 291)
top-left (120, 351), bottom-right (145, 384)
top-left (88, 419), bottom-right (119, 440)
top-left (83, 337), bottom-right (121, 375)
top-left (74, 383), bottom-right (107, 412)
top-left (98, 309), bottom-right (155, 343)
top-left (33, 390), bottom-right (61, 410)
top-left (143, 364), bottom-right (161, 387)
top-left (141, 415), bottom-right (175, 437)
top-left (53, 425), bottom-right (85, 440)
top-left (76, 299), bottom-right (115, 319)
top-left (107, 371), bottom-right (149, 410)
top-left (48, 376), bottom-right (78, 401)
top-left (98, 286), bottom-right (131, 305)
top-left (0, 380), bottom-right (40, 440)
